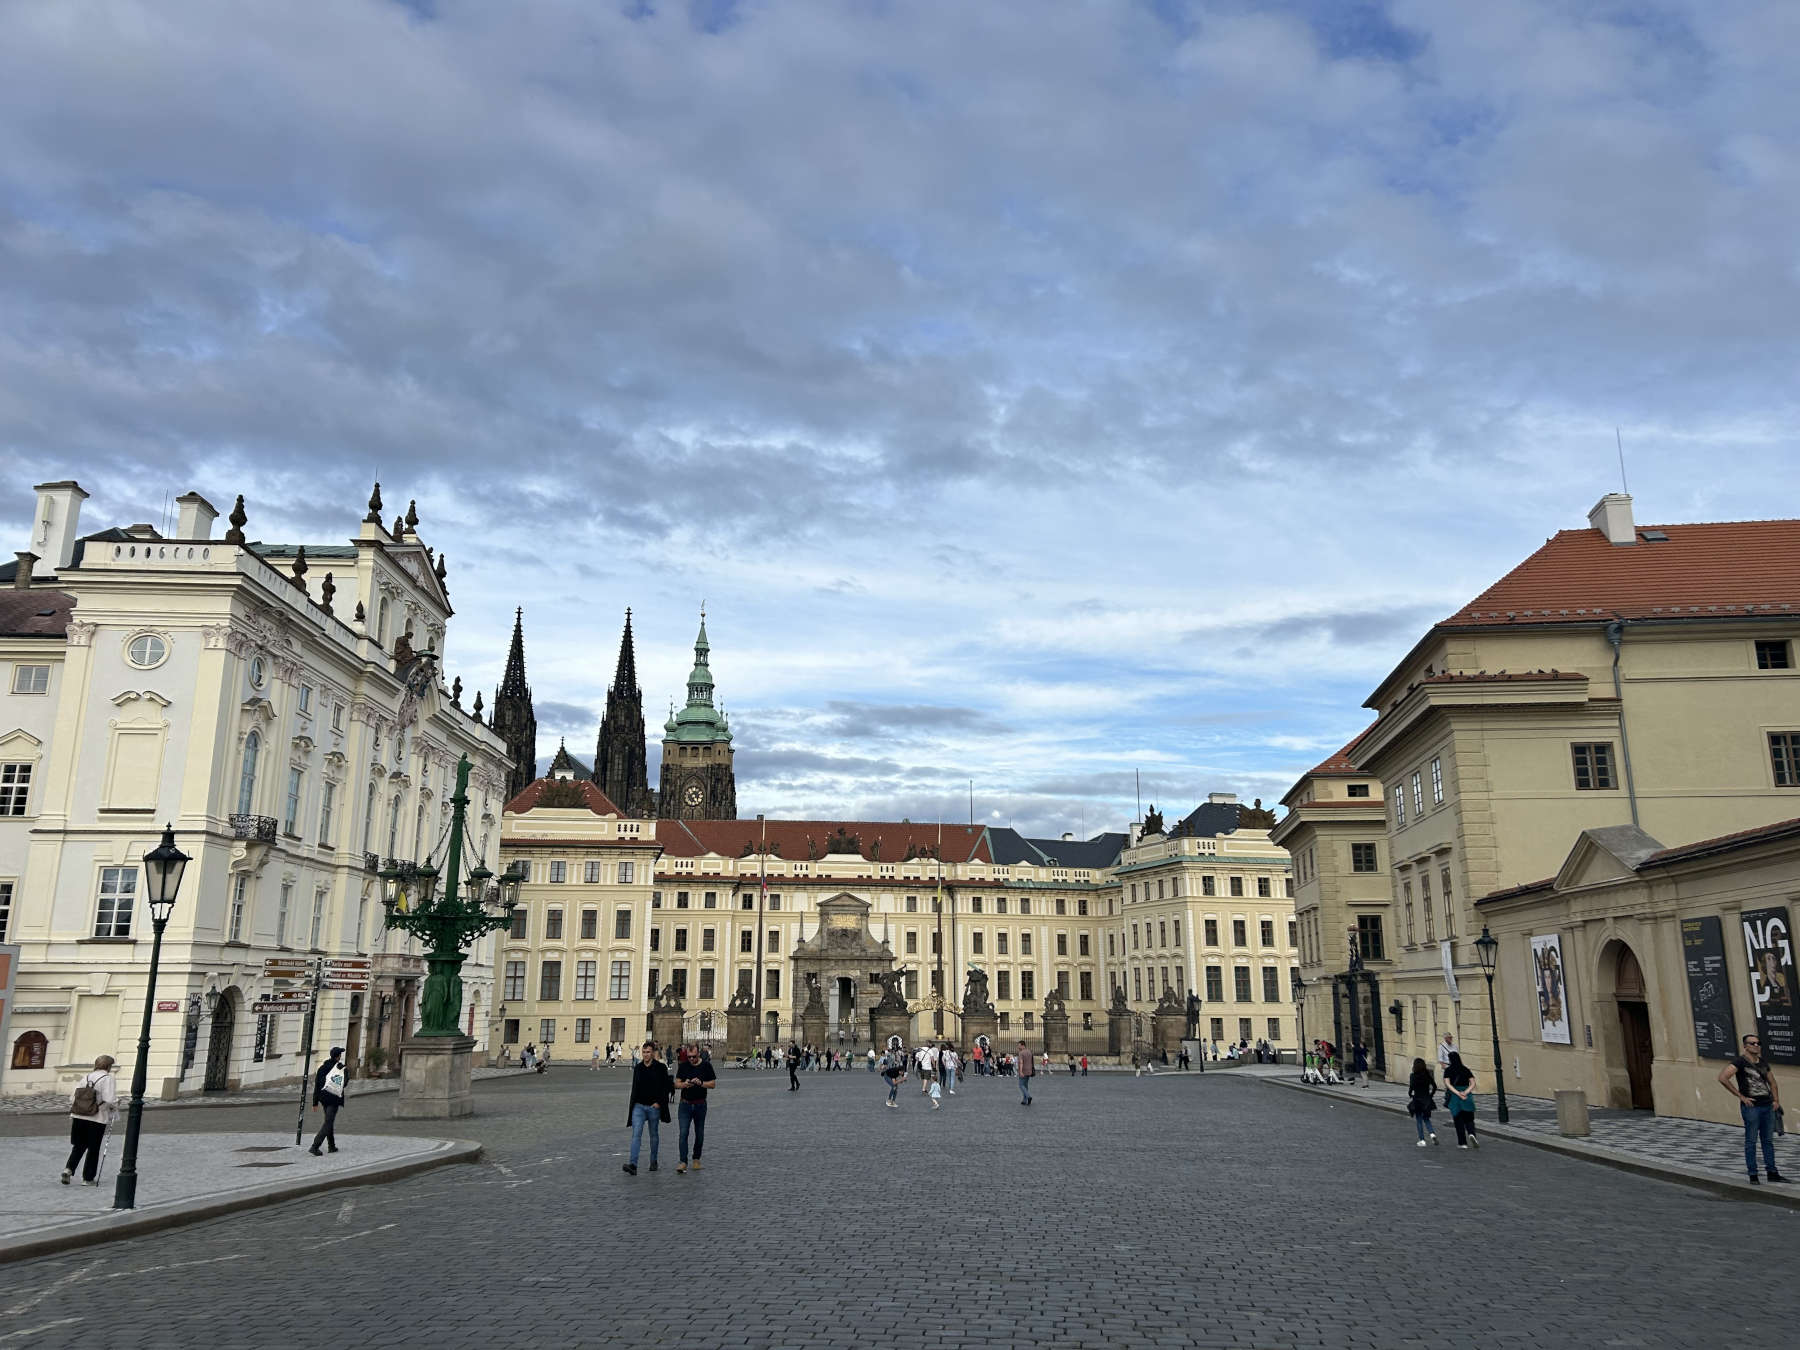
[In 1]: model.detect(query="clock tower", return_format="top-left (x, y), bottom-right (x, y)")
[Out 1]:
top-left (656, 611), bottom-right (736, 820)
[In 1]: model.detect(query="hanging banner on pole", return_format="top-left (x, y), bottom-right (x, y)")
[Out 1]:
top-left (1440, 940), bottom-right (1460, 1003)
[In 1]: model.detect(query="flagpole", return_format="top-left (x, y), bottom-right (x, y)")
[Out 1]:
top-left (755, 813), bottom-right (767, 1042)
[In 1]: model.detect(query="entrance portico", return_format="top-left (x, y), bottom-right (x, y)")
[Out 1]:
top-left (789, 893), bottom-right (897, 1044)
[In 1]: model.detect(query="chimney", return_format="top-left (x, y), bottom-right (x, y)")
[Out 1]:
top-left (123, 523), bottom-right (160, 541)
top-left (12, 552), bottom-right (35, 590)
top-left (1207, 791), bottom-right (1238, 806)
top-left (1061, 832), bottom-right (1074, 842)
top-left (175, 492), bottom-right (218, 540)
top-left (1588, 493), bottom-right (1636, 546)
top-left (31, 480), bottom-right (88, 572)
top-left (1128, 821), bottom-right (1143, 848)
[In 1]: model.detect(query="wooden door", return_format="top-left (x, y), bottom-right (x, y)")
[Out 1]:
top-left (1619, 1001), bottom-right (1654, 1111)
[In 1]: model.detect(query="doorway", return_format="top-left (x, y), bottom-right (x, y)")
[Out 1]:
top-left (1613, 945), bottom-right (1655, 1112)
top-left (834, 977), bottom-right (854, 1035)
top-left (345, 994), bottom-right (363, 1077)
top-left (203, 990), bottom-right (237, 1092)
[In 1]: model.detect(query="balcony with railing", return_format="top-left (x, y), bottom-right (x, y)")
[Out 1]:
top-left (230, 814), bottom-right (277, 843)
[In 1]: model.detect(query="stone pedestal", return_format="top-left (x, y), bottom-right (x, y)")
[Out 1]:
top-left (393, 1035), bottom-right (476, 1119)
top-left (962, 1010), bottom-right (998, 1058)
top-left (801, 1008), bottom-right (827, 1050)
top-left (650, 1007), bottom-right (684, 1050)
top-left (1107, 1011), bottom-right (1132, 1057)
top-left (1154, 1011), bottom-right (1184, 1058)
top-left (726, 1007), bottom-right (757, 1057)
top-left (1042, 1011), bottom-right (1070, 1057)
top-left (1555, 1089), bottom-right (1591, 1137)
top-left (870, 1007), bottom-right (913, 1053)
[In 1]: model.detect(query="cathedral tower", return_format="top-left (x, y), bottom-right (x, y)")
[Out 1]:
top-left (593, 608), bottom-right (655, 817)
top-left (656, 611), bottom-right (736, 820)
top-left (491, 607), bottom-right (538, 802)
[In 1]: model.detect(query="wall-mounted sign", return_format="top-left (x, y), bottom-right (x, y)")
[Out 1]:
top-left (1530, 934), bottom-right (1571, 1044)
top-left (1742, 906), bottom-right (1799, 1065)
top-left (1681, 916), bottom-right (1737, 1061)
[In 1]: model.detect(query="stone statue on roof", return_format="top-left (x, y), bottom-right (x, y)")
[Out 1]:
top-left (1239, 798), bottom-right (1277, 829)
top-left (1142, 805), bottom-right (1165, 836)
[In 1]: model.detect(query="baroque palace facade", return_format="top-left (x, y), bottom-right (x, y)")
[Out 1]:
top-left (493, 757), bottom-right (1297, 1056)
top-left (0, 480), bottom-right (512, 1099)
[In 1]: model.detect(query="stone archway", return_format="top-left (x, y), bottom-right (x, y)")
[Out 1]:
top-left (789, 893), bottom-right (897, 1044)
top-left (1596, 939), bottom-right (1655, 1111)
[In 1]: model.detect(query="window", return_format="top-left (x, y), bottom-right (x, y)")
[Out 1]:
top-left (1268, 1017), bottom-right (1282, 1041)
top-left (1289, 967), bottom-right (1302, 1000)
top-left (1393, 786), bottom-right (1405, 827)
top-left (275, 883), bottom-right (291, 946)
top-left (1078, 898), bottom-right (1088, 916)
top-left (1429, 757), bottom-right (1444, 805)
top-left (1287, 919), bottom-right (1297, 948)
top-left (549, 861), bottom-right (567, 884)
top-left (649, 928), bottom-right (661, 952)
top-left (702, 927), bottom-right (715, 953)
top-left (1157, 922), bottom-right (1166, 948)
top-left (1234, 967), bottom-right (1252, 1001)
top-left (1078, 933), bottom-right (1089, 957)
top-left (1020, 971), bottom-right (1035, 1000)
top-left (1410, 771), bottom-right (1423, 818)
top-left (1210, 1017), bottom-right (1224, 1042)
top-left (1106, 933), bottom-right (1114, 957)
top-left (229, 875), bottom-right (248, 942)
top-left (1201, 876), bottom-right (1215, 897)
top-left (539, 1018), bottom-right (556, 1045)
top-left (309, 889), bottom-right (326, 949)
top-left (1262, 967), bottom-right (1280, 1002)
top-left (998, 932), bottom-right (1009, 956)
top-left (1204, 918), bottom-right (1218, 946)
top-left (584, 861), bottom-right (602, 884)
top-left (574, 1017), bottom-right (591, 1043)
top-left (699, 969), bottom-right (715, 1000)
top-left (1771, 732), bottom-right (1800, 787)
top-left (237, 731), bottom-right (262, 815)
top-left (905, 931), bottom-right (918, 955)
top-left (575, 961), bottom-right (596, 999)
top-left (767, 894), bottom-right (781, 910)
top-left (1351, 842), bottom-right (1378, 873)
top-left (1404, 881), bottom-right (1416, 946)
top-left (1229, 877), bottom-right (1243, 897)
top-left (1079, 971), bottom-right (1094, 1001)
top-left (1055, 897), bottom-right (1066, 915)
top-left (1257, 876), bottom-right (1271, 898)
top-left (619, 862), bottom-right (635, 884)
top-left (1572, 742), bottom-right (1617, 791)
top-left (504, 961), bottom-right (526, 1000)
top-left (363, 782), bottom-right (377, 853)
top-left (545, 909), bottom-right (564, 940)
top-left (767, 928), bottom-right (779, 952)
top-left (741, 894), bottom-right (754, 910)
top-left (651, 891), bottom-right (661, 908)
top-left (1232, 919), bottom-right (1247, 947)
top-left (332, 702), bottom-right (344, 731)
top-left (671, 969), bottom-right (688, 999)
top-left (0, 764), bottom-right (31, 817)
top-left (1020, 932), bottom-right (1032, 956)
top-left (580, 909), bottom-right (598, 939)
top-left (996, 898), bottom-right (1006, 914)
top-left (703, 890), bottom-right (717, 909)
top-left (971, 897), bottom-right (983, 914)
top-left (1756, 639), bottom-right (1793, 670)
top-left (973, 932), bottom-right (984, 955)
top-left (676, 890), bottom-right (689, 909)
top-left (608, 960), bottom-right (630, 999)
top-left (1020, 898), bottom-right (1031, 915)
top-left (1347, 783), bottom-right (1370, 798)
top-left (11, 665), bottom-right (49, 694)
top-left (509, 909), bottom-right (527, 940)
top-left (613, 908), bottom-right (632, 939)
top-left (904, 970), bottom-right (918, 999)
top-left (647, 967), bottom-right (661, 999)
top-left (673, 926), bottom-right (690, 952)
top-left (1440, 867), bottom-right (1456, 938)
top-left (539, 960), bottom-right (562, 1000)
top-left (998, 971), bottom-right (1011, 1000)
top-left (1156, 880), bottom-right (1165, 901)
top-left (766, 969), bottom-right (780, 999)
top-left (1357, 914), bottom-right (1386, 961)
top-left (905, 896), bottom-right (917, 913)
top-left (317, 781), bottom-right (335, 844)
top-left (0, 880), bottom-right (10, 941)
top-left (1260, 919), bottom-right (1274, 946)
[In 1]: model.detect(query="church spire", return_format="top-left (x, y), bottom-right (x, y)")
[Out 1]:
top-left (492, 607), bottom-right (537, 802)
top-left (500, 607), bottom-right (528, 698)
top-left (594, 608), bottom-right (654, 817)
top-left (613, 607), bottom-right (639, 693)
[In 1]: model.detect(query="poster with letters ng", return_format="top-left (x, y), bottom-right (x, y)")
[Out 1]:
top-left (1741, 906), bottom-right (1800, 1065)
top-left (1681, 917), bottom-right (1737, 1061)
top-left (1530, 934), bottom-right (1571, 1044)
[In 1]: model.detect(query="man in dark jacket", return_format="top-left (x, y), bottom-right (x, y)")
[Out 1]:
top-left (623, 1042), bottom-right (672, 1175)
top-left (310, 1047), bottom-right (346, 1156)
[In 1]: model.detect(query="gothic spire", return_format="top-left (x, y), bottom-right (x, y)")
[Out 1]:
top-left (492, 607), bottom-right (536, 802)
top-left (500, 607), bottom-right (529, 698)
top-left (594, 607), bottom-right (653, 816)
top-left (612, 607), bottom-right (639, 694)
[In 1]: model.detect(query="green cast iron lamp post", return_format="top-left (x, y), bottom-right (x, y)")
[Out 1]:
top-left (113, 824), bottom-right (189, 1210)
top-left (1293, 975), bottom-right (1307, 1081)
top-left (381, 755), bottom-right (523, 1038)
top-left (1474, 925), bottom-right (1510, 1124)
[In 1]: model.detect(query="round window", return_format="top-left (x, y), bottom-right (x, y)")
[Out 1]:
top-left (249, 656), bottom-right (266, 688)
top-left (126, 634), bottom-right (168, 669)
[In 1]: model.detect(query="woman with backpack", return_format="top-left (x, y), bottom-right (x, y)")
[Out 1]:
top-left (1406, 1057), bottom-right (1439, 1147)
top-left (62, 1054), bottom-right (118, 1185)
top-left (310, 1047), bottom-right (347, 1155)
top-left (1444, 1051), bottom-right (1480, 1149)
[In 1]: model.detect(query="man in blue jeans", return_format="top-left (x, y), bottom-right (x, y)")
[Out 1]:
top-left (675, 1043), bottom-right (716, 1174)
top-left (1016, 1040), bottom-right (1035, 1106)
top-left (1719, 1033), bottom-right (1785, 1184)
top-left (623, 1041), bottom-right (672, 1176)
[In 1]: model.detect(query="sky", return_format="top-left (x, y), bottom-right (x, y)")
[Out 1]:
top-left (3, 1), bottom-right (1796, 837)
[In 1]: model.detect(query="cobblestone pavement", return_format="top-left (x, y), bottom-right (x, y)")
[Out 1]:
top-left (1233, 1064), bottom-right (1787, 1181)
top-left (0, 1066), bottom-right (1794, 1349)
top-left (0, 1065), bottom-right (535, 1116)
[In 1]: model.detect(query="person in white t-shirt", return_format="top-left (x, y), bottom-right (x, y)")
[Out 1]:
top-left (940, 1044), bottom-right (959, 1094)
top-left (1437, 1032), bottom-right (1457, 1082)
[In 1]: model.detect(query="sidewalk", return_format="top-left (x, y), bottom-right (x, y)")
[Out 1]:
top-left (0, 1064), bottom-right (534, 1116)
top-left (1231, 1063), bottom-right (1800, 1208)
top-left (0, 1131), bottom-right (480, 1262)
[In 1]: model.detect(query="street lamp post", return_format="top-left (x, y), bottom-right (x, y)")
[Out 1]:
top-left (1293, 975), bottom-right (1308, 1081)
top-left (113, 824), bottom-right (190, 1211)
top-left (1474, 925), bottom-right (1510, 1124)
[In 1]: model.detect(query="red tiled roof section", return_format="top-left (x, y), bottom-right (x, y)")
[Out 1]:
top-left (1444, 519), bottom-right (1800, 626)
top-left (659, 820), bottom-right (992, 865)
top-left (0, 588), bottom-right (75, 638)
top-left (503, 777), bottom-right (623, 817)
top-left (1306, 727), bottom-right (1375, 776)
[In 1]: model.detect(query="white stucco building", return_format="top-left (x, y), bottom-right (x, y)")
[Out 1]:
top-left (0, 480), bottom-right (510, 1098)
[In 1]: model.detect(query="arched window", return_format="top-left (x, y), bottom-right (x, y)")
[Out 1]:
top-left (237, 731), bottom-right (261, 815)
top-left (11, 1031), bottom-right (47, 1070)
top-left (388, 794), bottom-right (402, 858)
top-left (363, 782), bottom-right (378, 853)
top-left (377, 597), bottom-right (390, 645)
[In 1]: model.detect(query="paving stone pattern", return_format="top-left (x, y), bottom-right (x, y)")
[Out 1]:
top-left (0, 1066), bottom-right (1794, 1348)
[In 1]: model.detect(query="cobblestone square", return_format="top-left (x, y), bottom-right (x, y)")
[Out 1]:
top-left (0, 1068), bottom-right (1792, 1349)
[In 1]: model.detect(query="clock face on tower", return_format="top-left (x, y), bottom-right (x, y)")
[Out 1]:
top-left (683, 781), bottom-right (705, 808)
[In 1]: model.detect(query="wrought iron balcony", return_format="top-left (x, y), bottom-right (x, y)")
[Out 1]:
top-left (364, 851), bottom-right (381, 873)
top-left (230, 814), bottom-right (277, 843)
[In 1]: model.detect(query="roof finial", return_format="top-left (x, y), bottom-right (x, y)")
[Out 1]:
top-left (290, 544), bottom-right (308, 588)
top-left (393, 514), bottom-right (405, 538)
top-left (365, 482), bottom-right (383, 524)
top-left (320, 572), bottom-right (335, 613)
top-left (473, 689), bottom-right (484, 719)
top-left (223, 494), bottom-right (248, 545)
top-left (435, 552), bottom-right (447, 585)
top-left (405, 499), bottom-right (419, 531)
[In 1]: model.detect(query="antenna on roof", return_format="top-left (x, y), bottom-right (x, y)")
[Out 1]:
top-left (1615, 427), bottom-right (1629, 494)
top-left (1135, 768), bottom-right (1142, 822)
top-left (968, 779), bottom-right (973, 827)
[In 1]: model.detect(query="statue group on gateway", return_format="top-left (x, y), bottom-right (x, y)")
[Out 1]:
top-left (789, 894), bottom-right (899, 1041)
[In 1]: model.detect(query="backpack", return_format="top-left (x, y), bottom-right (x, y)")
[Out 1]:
top-left (71, 1074), bottom-right (102, 1116)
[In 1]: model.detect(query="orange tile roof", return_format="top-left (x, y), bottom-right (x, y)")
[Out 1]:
top-left (1444, 519), bottom-right (1800, 627)
top-left (503, 777), bottom-right (623, 817)
top-left (1306, 727), bottom-right (1376, 776)
top-left (659, 819), bottom-right (992, 866)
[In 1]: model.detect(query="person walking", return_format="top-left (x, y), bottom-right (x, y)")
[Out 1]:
top-left (786, 1041), bottom-right (801, 1092)
top-left (1351, 1041), bottom-right (1369, 1087)
top-left (309, 1047), bottom-right (347, 1156)
top-left (62, 1055), bottom-right (118, 1185)
top-left (1719, 1033), bottom-right (1786, 1183)
top-left (1437, 1030), bottom-right (1456, 1083)
top-left (1406, 1057), bottom-right (1440, 1147)
top-left (624, 1041), bottom-right (673, 1175)
top-left (881, 1050), bottom-right (906, 1108)
top-left (1443, 1051), bottom-right (1480, 1149)
top-left (675, 1043), bottom-right (716, 1174)
top-left (941, 1043), bottom-right (959, 1094)
top-left (1079, 1055), bottom-right (1089, 1077)
top-left (1016, 1040), bottom-right (1035, 1106)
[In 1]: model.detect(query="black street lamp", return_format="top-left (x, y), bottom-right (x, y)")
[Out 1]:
top-left (1293, 975), bottom-right (1308, 1080)
top-left (113, 824), bottom-right (189, 1210)
top-left (1474, 925), bottom-right (1510, 1124)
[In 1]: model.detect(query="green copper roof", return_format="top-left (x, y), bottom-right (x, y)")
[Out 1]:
top-left (665, 613), bottom-right (731, 744)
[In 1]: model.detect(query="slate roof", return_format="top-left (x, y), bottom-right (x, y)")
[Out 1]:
top-left (1443, 519), bottom-right (1800, 627)
top-left (0, 588), bottom-right (75, 638)
top-left (1170, 802), bottom-right (1248, 839)
top-left (986, 828), bottom-right (1128, 870)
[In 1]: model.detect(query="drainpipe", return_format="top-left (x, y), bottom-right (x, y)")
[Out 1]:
top-left (1605, 620), bottom-right (1641, 828)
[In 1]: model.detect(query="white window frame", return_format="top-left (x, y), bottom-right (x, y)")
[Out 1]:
top-left (319, 780), bottom-right (336, 845)
top-left (276, 882), bottom-right (292, 947)
top-left (11, 664), bottom-right (50, 694)
top-left (0, 762), bottom-right (32, 817)
top-left (95, 866), bottom-right (137, 938)
top-left (229, 874), bottom-right (248, 942)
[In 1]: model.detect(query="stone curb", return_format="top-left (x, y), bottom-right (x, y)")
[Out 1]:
top-left (1253, 1072), bottom-right (1800, 1211)
top-left (0, 1138), bottom-right (482, 1264)
top-left (1, 1068), bottom-right (539, 1118)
